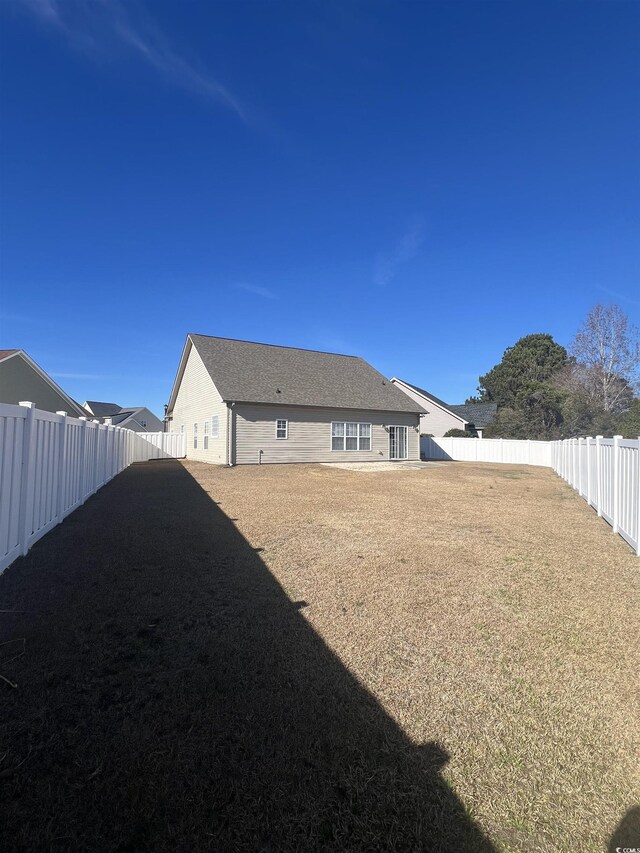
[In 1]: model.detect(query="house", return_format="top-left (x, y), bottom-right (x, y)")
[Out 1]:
top-left (0, 349), bottom-right (88, 417)
top-left (390, 378), bottom-right (497, 438)
top-left (166, 334), bottom-right (425, 465)
top-left (83, 401), bottom-right (163, 433)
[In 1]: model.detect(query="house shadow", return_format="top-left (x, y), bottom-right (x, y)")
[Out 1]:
top-left (609, 806), bottom-right (640, 851)
top-left (0, 459), bottom-right (494, 852)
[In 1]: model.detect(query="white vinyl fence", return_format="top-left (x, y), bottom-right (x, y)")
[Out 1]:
top-left (421, 436), bottom-right (553, 467)
top-left (0, 402), bottom-right (186, 573)
top-left (552, 436), bottom-right (640, 555)
top-left (421, 435), bottom-right (640, 554)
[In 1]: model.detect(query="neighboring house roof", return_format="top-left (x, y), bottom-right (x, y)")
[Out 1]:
top-left (449, 403), bottom-right (498, 429)
top-left (110, 409), bottom-right (136, 425)
top-left (392, 378), bottom-right (498, 429)
top-left (168, 334), bottom-right (425, 414)
top-left (0, 349), bottom-right (88, 417)
top-left (89, 405), bottom-right (160, 431)
top-left (83, 400), bottom-right (122, 418)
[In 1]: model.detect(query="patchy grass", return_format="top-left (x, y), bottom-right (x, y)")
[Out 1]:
top-left (0, 459), bottom-right (638, 852)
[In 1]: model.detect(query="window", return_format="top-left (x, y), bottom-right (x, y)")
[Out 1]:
top-left (331, 422), bottom-right (371, 451)
top-left (211, 415), bottom-right (219, 439)
top-left (276, 418), bottom-right (288, 439)
top-left (193, 422), bottom-right (198, 449)
top-left (203, 420), bottom-right (209, 450)
top-left (358, 422), bottom-right (371, 451)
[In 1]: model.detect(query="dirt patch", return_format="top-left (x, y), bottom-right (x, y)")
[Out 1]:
top-left (321, 460), bottom-right (444, 472)
top-left (0, 459), bottom-right (638, 852)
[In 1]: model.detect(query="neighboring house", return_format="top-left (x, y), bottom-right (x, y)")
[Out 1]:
top-left (166, 334), bottom-right (425, 465)
top-left (83, 401), bottom-right (163, 433)
top-left (391, 378), bottom-right (497, 438)
top-left (0, 349), bottom-right (88, 417)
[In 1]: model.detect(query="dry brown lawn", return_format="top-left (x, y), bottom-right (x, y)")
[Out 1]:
top-left (189, 460), bottom-right (640, 852)
top-left (1, 458), bottom-right (638, 852)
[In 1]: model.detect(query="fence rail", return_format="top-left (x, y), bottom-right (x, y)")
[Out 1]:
top-left (0, 402), bottom-right (186, 573)
top-left (422, 435), bottom-right (639, 554)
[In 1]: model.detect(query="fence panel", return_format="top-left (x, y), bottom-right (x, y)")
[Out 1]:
top-left (0, 405), bottom-right (27, 571)
top-left (0, 402), bottom-right (186, 573)
top-left (420, 436), bottom-right (552, 467)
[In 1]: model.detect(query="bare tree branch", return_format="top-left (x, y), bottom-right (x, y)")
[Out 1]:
top-left (570, 304), bottom-right (640, 412)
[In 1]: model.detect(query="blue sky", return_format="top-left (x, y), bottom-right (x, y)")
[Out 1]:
top-left (1, 0), bottom-right (638, 417)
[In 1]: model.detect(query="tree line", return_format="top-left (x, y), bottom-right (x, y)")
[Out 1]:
top-left (468, 304), bottom-right (640, 439)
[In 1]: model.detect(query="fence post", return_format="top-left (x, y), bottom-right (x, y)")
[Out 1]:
top-left (78, 417), bottom-right (88, 502)
top-left (612, 435), bottom-right (621, 534)
top-left (586, 437), bottom-right (591, 506)
top-left (55, 411), bottom-right (67, 520)
top-left (17, 402), bottom-right (36, 557)
top-left (93, 421), bottom-right (101, 493)
top-left (636, 437), bottom-right (640, 556)
top-left (595, 435), bottom-right (603, 517)
top-left (577, 438), bottom-right (583, 496)
top-left (499, 438), bottom-right (504, 463)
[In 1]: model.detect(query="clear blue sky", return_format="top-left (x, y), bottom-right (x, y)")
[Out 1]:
top-left (1, 0), bottom-right (638, 417)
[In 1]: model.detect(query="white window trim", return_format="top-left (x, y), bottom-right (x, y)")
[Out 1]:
top-left (211, 415), bottom-right (219, 439)
top-left (203, 420), bottom-right (209, 450)
top-left (276, 418), bottom-right (288, 440)
top-left (330, 421), bottom-right (372, 452)
top-left (193, 422), bottom-right (198, 449)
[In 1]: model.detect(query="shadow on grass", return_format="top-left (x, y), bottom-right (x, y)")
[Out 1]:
top-left (0, 460), bottom-right (494, 852)
top-left (609, 806), bottom-right (640, 851)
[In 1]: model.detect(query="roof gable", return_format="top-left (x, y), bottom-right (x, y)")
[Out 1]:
top-left (391, 378), bottom-right (467, 423)
top-left (0, 350), bottom-right (88, 417)
top-left (169, 335), bottom-right (425, 414)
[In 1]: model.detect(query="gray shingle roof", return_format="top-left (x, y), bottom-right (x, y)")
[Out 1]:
top-left (84, 401), bottom-right (122, 418)
top-left (110, 410), bottom-right (136, 425)
top-left (188, 334), bottom-right (425, 413)
top-left (449, 403), bottom-right (498, 429)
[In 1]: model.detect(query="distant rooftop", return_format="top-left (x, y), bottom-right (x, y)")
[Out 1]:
top-left (84, 401), bottom-right (122, 418)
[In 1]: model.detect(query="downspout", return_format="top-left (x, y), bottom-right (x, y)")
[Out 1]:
top-left (227, 402), bottom-right (235, 467)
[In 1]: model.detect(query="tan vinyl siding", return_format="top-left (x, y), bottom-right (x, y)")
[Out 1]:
top-left (170, 347), bottom-right (228, 464)
top-left (419, 407), bottom-right (467, 437)
top-left (233, 404), bottom-right (419, 465)
top-left (391, 382), bottom-right (467, 436)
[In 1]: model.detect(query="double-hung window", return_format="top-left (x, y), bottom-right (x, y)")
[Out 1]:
top-left (211, 415), bottom-right (219, 439)
top-left (203, 420), bottom-right (209, 450)
top-left (276, 419), bottom-right (288, 439)
top-left (331, 422), bottom-right (371, 451)
top-left (193, 422), bottom-right (198, 449)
